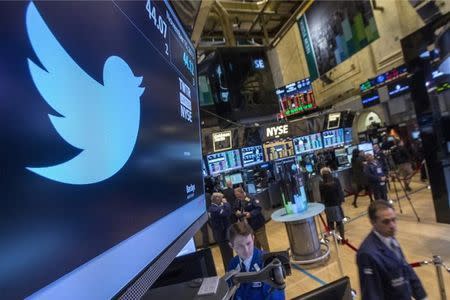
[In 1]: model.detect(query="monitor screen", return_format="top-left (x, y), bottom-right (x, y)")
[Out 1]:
top-left (0, 1), bottom-right (205, 299)
top-left (387, 77), bottom-right (410, 98)
top-left (207, 149), bottom-right (242, 175)
top-left (411, 130), bottom-right (421, 140)
top-left (292, 276), bottom-right (352, 300)
top-left (358, 143), bottom-right (374, 156)
top-left (335, 148), bottom-right (349, 166)
top-left (361, 90), bottom-right (380, 108)
top-left (241, 145), bottom-right (265, 167)
top-left (327, 112), bottom-right (341, 129)
top-left (263, 139), bottom-right (295, 161)
top-left (275, 77), bottom-right (317, 118)
top-left (322, 129), bottom-right (345, 149)
top-left (293, 133), bottom-right (323, 154)
top-left (344, 128), bottom-right (353, 144)
top-left (225, 173), bottom-right (244, 185)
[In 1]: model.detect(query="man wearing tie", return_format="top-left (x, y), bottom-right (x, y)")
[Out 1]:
top-left (357, 200), bottom-right (427, 300)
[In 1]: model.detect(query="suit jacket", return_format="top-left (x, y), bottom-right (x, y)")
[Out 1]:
top-left (357, 231), bottom-right (426, 300)
top-left (227, 248), bottom-right (285, 300)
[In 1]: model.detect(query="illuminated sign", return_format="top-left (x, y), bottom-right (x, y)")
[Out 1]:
top-left (212, 131), bottom-right (232, 152)
top-left (360, 65), bottom-right (408, 93)
top-left (265, 124), bottom-right (289, 139)
top-left (275, 77), bottom-right (317, 118)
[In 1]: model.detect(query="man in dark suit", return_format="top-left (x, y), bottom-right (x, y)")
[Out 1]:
top-left (357, 201), bottom-right (427, 300)
top-left (208, 192), bottom-right (234, 270)
top-left (222, 180), bottom-right (237, 222)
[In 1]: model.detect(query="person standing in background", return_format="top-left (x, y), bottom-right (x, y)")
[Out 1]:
top-left (208, 192), bottom-right (234, 270)
top-left (357, 201), bottom-right (427, 300)
top-left (365, 154), bottom-right (388, 201)
top-left (351, 149), bottom-right (373, 208)
top-left (222, 180), bottom-right (238, 223)
top-left (391, 139), bottom-right (413, 191)
top-left (234, 187), bottom-right (270, 252)
top-left (319, 167), bottom-right (346, 242)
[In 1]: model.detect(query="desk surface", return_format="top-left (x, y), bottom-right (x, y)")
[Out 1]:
top-left (143, 277), bottom-right (228, 300)
top-left (271, 202), bottom-right (324, 222)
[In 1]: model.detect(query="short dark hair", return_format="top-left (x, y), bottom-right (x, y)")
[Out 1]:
top-left (368, 200), bottom-right (394, 222)
top-left (228, 222), bottom-right (253, 244)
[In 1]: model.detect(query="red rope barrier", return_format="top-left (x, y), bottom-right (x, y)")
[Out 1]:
top-left (343, 239), bottom-right (359, 252)
top-left (409, 262), bottom-right (423, 268)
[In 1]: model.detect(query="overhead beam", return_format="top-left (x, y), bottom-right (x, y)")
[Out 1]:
top-left (191, 0), bottom-right (215, 47)
top-left (213, 0), bottom-right (236, 46)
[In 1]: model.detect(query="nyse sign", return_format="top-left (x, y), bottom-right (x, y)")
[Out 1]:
top-left (265, 125), bottom-right (289, 139)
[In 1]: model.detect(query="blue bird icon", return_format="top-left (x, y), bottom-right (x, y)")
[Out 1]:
top-left (25, 2), bottom-right (144, 184)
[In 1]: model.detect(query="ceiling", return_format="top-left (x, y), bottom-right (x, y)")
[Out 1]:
top-left (170, 0), bottom-right (309, 51)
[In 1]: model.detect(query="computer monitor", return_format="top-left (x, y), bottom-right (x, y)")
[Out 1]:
top-left (292, 276), bottom-right (352, 300)
top-left (241, 145), bottom-right (264, 167)
top-left (358, 142), bottom-right (374, 156)
top-left (225, 173), bottom-right (244, 185)
top-left (207, 149), bottom-right (242, 175)
top-left (0, 1), bottom-right (206, 299)
top-left (150, 248), bottom-right (217, 290)
top-left (322, 128), bottom-right (345, 148)
top-left (293, 133), bottom-right (323, 154)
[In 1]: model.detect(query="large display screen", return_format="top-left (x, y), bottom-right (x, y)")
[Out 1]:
top-left (263, 139), bottom-right (295, 161)
top-left (241, 145), bottom-right (264, 167)
top-left (361, 90), bottom-right (380, 108)
top-left (293, 133), bottom-right (323, 154)
top-left (275, 78), bottom-right (317, 118)
top-left (207, 149), bottom-right (242, 175)
top-left (344, 128), bottom-right (353, 144)
top-left (0, 1), bottom-right (204, 299)
top-left (322, 129), bottom-right (345, 148)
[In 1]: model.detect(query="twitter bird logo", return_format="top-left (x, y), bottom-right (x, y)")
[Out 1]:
top-left (25, 2), bottom-right (144, 185)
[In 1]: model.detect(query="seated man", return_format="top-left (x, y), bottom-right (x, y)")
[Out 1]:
top-left (227, 222), bottom-right (285, 300)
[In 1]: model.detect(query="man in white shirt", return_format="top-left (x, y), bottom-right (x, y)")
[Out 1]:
top-left (357, 200), bottom-right (427, 300)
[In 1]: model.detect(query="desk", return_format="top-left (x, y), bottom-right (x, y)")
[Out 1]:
top-left (143, 277), bottom-right (228, 300)
top-left (271, 203), bottom-right (328, 263)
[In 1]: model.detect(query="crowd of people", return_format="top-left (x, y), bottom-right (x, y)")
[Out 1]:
top-left (200, 136), bottom-right (426, 299)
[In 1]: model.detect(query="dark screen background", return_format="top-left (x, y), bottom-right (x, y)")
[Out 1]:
top-left (0, 1), bottom-right (203, 298)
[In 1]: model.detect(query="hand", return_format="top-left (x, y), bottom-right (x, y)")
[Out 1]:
top-left (381, 176), bottom-right (386, 181)
top-left (222, 198), bottom-right (228, 203)
top-left (244, 212), bottom-right (251, 218)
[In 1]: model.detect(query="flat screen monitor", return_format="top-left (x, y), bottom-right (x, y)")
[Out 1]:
top-left (0, 1), bottom-right (206, 299)
top-left (293, 133), bottom-right (323, 154)
top-left (275, 77), bottom-right (317, 118)
top-left (207, 149), bottom-right (242, 175)
top-left (292, 276), bottom-right (352, 300)
top-left (361, 90), bottom-right (380, 108)
top-left (327, 112), bottom-right (341, 129)
top-left (388, 77), bottom-right (410, 98)
top-left (335, 148), bottom-right (349, 166)
top-left (359, 142), bottom-right (374, 156)
top-left (225, 173), bottom-right (244, 185)
top-left (263, 139), bottom-right (295, 161)
top-left (322, 129), bottom-right (345, 149)
top-left (241, 145), bottom-right (264, 167)
top-left (344, 128), bottom-right (353, 144)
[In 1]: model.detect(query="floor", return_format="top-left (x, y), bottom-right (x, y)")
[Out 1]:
top-left (210, 175), bottom-right (450, 299)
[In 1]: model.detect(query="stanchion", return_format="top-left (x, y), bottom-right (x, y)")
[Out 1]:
top-left (433, 255), bottom-right (448, 300)
top-left (330, 230), bottom-right (345, 278)
top-left (422, 159), bottom-right (431, 189)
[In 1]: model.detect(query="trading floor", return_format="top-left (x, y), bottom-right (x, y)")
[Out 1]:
top-left (210, 175), bottom-right (450, 299)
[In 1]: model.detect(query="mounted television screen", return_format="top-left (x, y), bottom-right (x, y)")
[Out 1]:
top-left (327, 112), bottom-right (341, 129)
top-left (322, 129), bottom-right (344, 148)
top-left (263, 139), bottom-right (295, 161)
top-left (207, 149), bottom-right (242, 175)
top-left (361, 90), bottom-right (380, 108)
top-left (293, 133), bottom-right (323, 154)
top-left (241, 145), bottom-right (264, 167)
top-left (0, 1), bottom-right (205, 299)
top-left (387, 77), bottom-right (410, 98)
top-left (212, 131), bottom-right (232, 152)
top-left (275, 77), bottom-right (317, 118)
top-left (344, 128), bottom-right (353, 144)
